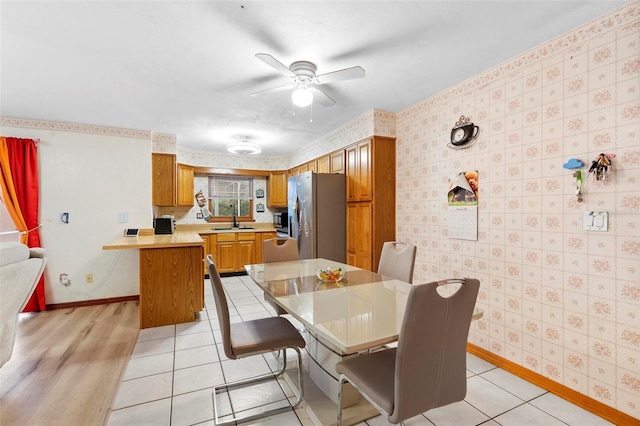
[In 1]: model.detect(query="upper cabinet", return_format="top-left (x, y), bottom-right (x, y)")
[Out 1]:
top-left (289, 149), bottom-right (344, 177)
top-left (177, 163), bottom-right (195, 206)
top-left (151, 154), bottom-right (195, 207)
top-left (330, 150), bottom-right (345, 174)
top-left (346, 140), bottom-right (373, 202)
top-left (152, 153), bottom-right (176, 206)
top-left (316, 155), bottom-right (330, 173)
top-left (306, 159), bottom-right (317, 173)
top-left (268, 170), bottom-right (288, 207)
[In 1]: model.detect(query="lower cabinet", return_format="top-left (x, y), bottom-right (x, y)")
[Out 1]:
top-left (200, 233), bottom-right (211, 275)
top-left (347, 203), bottom-right (373, 271)
top-left (236, 233), bottom-right (257, 271)
top-left (139, 245), bottom-right (203, 328)
top-left (216, 233), bottom-right (239, 273)
top-left (202, 231), bottom-right (277, 275)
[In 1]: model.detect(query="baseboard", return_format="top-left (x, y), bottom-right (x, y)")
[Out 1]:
top-left (467, 343), bottom-right (639, 425)
top-left (46, 295), bottom-right (139, 310)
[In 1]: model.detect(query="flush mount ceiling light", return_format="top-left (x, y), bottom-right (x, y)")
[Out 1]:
top-left (227, 138), bottom-right (261, 155)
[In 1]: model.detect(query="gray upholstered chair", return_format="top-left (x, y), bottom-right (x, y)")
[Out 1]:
top-left (377, 241), bottom-right (417, 283)
top-left (206, 255), bottom-right (306, 425)
top-left (336, 278), bottom-right (480, 425)
top-left (262, 237), bottom-right (299, 317)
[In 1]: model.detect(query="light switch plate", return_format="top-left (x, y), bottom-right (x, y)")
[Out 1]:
top-left (583, 211), bottom-right (608, 231)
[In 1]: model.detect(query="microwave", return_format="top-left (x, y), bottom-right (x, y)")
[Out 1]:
top-left (273, 212), bottom-right (288, 228)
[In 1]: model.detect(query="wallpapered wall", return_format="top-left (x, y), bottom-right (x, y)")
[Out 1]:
top-left (394, 5), bottom-right (639, 418)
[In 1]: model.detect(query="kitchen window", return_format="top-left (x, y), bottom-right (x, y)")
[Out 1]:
top-left (208, 176), bottom-right (254, 222)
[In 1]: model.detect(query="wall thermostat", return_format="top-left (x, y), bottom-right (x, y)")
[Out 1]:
top-left (124, 228), bottom-right (139, 237)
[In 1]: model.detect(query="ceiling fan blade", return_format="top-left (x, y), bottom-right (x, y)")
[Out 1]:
top-left (250, 83), bottom-right (294, 96)
top-left (315, 66), bottom-right (365, 85)
top-left (255, 53), bottom-right (296, 77)
top-left (309, 86), bottom-right (336, 107)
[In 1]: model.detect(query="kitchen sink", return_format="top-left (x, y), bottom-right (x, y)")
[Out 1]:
top-left (213, 227), bottom-right (255, 230)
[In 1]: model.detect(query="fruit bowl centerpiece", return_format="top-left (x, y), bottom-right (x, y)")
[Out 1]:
top-left (316, 267), bottom-right (344, 283)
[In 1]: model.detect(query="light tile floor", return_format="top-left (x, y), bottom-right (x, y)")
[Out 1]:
top-left (107, 275), bottom-right (613, 426)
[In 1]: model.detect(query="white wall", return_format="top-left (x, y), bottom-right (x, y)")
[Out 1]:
top-left (0, 124), bottom-right (152, 304)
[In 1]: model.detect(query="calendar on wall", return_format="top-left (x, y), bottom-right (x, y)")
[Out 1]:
top-left (447, 170), bottom-right (478, 241)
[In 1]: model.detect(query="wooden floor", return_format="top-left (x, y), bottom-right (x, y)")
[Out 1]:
top-left (0, 302), bottom-right (139, 426)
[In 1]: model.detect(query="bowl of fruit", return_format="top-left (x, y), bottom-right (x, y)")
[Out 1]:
top-left (316, 267), bottom-right (344, 283)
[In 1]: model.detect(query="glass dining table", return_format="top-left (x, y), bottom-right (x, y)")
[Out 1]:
top-left (244, 257), bottom-right (483, 424)
top-left (245, 258), bottom-right (414, 355)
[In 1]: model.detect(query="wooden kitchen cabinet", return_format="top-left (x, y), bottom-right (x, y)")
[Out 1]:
top-left (346, 136), bottom-right (396, 270)
top-left (347, 202), bottom-right (373, 270)
top-left (201, 234), bottom-right (219, 275)
top-left (215, 233), bottom-right (238, 274)
top-left (236, 233), bottom-right (257, 271)
top-left (306, 160), bottom-right (317, 173)
top-left (316, 155), bottom-right (330, 173)
top-left (177, 163), bottom-right (195, 206)
top-left (346, 140), bottom-right (372, 201)
top-left (200, 234), bottom-right (209, 275)
top-left (139, 245), bottom-right (203, 328)
top-left (211, 231), bottom-right (262, 274)
top-left (268, 170), bottom-right (288, 207)
top-left (330, 150), bottom-right (345, 174)
top-left (152, 153), bottom-right (176, 206)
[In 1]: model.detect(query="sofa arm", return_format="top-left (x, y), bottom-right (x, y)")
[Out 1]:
top-left (29, 248), bottom-right (46, 259)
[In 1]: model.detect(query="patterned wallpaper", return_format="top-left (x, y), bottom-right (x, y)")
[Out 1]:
top-left (394, 3), bottom-right (639, 418)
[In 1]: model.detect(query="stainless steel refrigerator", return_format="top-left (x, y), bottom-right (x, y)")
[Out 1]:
top-left (288, 171), bottom-right (346, 262)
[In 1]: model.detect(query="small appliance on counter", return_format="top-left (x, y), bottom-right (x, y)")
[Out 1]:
top-left (273, 211), bottom-right (289, 236)
top-left (153, 216), bottom-right (175, 235)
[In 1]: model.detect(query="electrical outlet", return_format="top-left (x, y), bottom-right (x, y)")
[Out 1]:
top-left (60, 273), bottom-right (71, 286)
top-left (85, 273), bottom-right (93, 283)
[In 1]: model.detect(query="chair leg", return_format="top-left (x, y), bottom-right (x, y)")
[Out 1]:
top-left (213, 347), bottom-right (304, 426)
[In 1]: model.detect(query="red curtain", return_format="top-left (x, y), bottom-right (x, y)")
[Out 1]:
top-left (6, 137), bottom-right (45, 311)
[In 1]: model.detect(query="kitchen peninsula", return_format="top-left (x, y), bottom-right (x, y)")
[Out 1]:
top-left (103, 231), bottom-right (204, 328)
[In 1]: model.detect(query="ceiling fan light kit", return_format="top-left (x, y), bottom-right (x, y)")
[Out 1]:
top-left (227, 140), bottom-right (262, 155)
top-left (292, 87), bottom-right (313, 107)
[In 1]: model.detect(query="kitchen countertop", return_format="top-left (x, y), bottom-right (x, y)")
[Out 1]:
top-left (176, 224), bottom-right (279, 235)
top-left (103, 231), bottom-right (204, 250)
top-left (103, 225), bottom-right (280, 251)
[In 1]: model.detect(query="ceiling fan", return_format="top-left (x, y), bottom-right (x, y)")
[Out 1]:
top-left (250, 53), bottom-right (365, 107)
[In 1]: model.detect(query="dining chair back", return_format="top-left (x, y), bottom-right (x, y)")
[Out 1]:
top-left (377, 241), bottom-right (417, 283)
top-left (263, 238), bottom-right (299, 316)
top-left (206, 255), bottom-right (306, 425)
top-left (336, 278), bottom-right (480, 424)
top-left (263, 237), bottom-right (299, 263)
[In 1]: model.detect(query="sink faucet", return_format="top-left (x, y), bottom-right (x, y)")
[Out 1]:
top-left (230, 204), bottom-right (238, 228)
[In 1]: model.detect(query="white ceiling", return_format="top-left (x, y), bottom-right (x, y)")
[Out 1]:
top-left (0, 1), bottom-right (627, 156)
